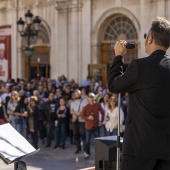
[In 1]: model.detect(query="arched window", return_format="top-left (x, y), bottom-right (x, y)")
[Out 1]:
top-left (22, 24), bottom-right (50, 46)
top-left (31, 25), bottom-right (50, 44)
top-left (101, 15), bottom-right (138, 64)
top-left (104, 16), bottom-right (138, 41)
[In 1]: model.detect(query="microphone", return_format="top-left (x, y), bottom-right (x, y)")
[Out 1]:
top-left (111, 42), bottom-right (135, 49)
top-left (125, 43), bottom-right (135, 49)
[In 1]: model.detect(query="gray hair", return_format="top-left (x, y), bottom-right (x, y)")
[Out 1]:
top-left (33, 90), bottom-right (39, 97)
top-left (149, 17), bottom-right (170, 49)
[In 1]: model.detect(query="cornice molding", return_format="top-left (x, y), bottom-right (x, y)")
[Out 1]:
top-left (55, 0), bottom-right (83, 12)
top-left (0, 1), bottom-right (57, 11)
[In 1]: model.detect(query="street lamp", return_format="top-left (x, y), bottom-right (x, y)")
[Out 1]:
top-left (17, 10), bottom-right (41, 81)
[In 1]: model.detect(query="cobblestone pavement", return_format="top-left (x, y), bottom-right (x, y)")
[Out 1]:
top-left (0, 140), bottom-right (95, 170)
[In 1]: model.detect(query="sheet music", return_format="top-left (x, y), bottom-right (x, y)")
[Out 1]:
top-left (0, 123), bottom-right (36, 163)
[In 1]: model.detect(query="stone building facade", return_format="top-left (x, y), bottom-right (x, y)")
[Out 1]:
top-left (0, 0), bottom-right (169, 85)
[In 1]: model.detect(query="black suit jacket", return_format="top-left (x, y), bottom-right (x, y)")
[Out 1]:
top-left (108, 50), bottom-right (170, 160)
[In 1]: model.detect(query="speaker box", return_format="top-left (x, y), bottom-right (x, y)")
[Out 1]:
top-left (95, 136), bottom-right (123, 170)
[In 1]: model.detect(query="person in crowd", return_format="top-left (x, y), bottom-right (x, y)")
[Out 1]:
top-left (31, 81), bottom-right (37, 92)
top-left (87, 83), bottom-right (95, 94)
top-left (54, 98), bottom-right (69, 149)
top-left (55, 88), bottom-right (63, 107)
top-left (37, 84), bottom-right (44, 98)
top-left (70, 89), bottom-right (88, 154)
top-left (105, 96), bottom-right (124, 136)
top-left (0, 43), bottom-right (8, 82)
top-left (45, 92), bottom-right (57, 147)
top-left (55, 76), bottom-right (61, 88)
top-left (0, 97), bottom-right (9, 124)
top-left (81, 92), bottom-right (105, 159)
top-left (63, 85), bottom-right (73, 102)
top-left (4, 96), bottom-right (10, 113)
top-left (95, 80), bottom-right (105, 93)
top-left (38, 98), bottom-right (47, 145)
top-left (7, 91), bottom-right (20, 129)
top-left (99, 93), bottom-right (110, 137)
top-left (0, 84), bottom-right (4, 96)
top-left (108, 17), bottom-right (170, 170)
top-left (42, 90), bottom-right (49, 102)
top-left (70, 79), bottom-right (75, 88)
top-left (18, 79), bottom-right (25, 90)
top-left (121, 92), bottom-right (128, 125)
top-left (14, 95), bottom-right (28, 138)
top-left (42, 80), bottom-right (48, 92)
top-left (47, 82), bottom-right (53, 93)
top-left (28, 96), bottom-right (39, 149)
top-left (94, 86), bottom-right (104, 103)
top-left (33, 90), bottom-right (47, 145)
top-left (1, 84), bottom-right (11, 103)
top-left (82, 76), bottom-right (91, 87)
top-left (18, 89), bottom-right (26, 97)
top-left (67, 92), bottom-right (76, 144)
top-left (24, 83), bottom-right (33, 97)
top-left (60, 75), bottom-right (68, 84)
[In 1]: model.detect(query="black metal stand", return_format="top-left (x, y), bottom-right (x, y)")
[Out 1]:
top-left (116, 93), bottom-right (121, 170)
top-left (14, 161), bottom-right (27, 170)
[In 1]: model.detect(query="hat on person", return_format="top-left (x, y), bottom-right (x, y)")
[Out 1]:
top-left (0, 43), bottom-right (5, 51)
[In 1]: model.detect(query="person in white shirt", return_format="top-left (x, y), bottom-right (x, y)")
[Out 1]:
top-left (99, 93), bottom-right (110, 136)
top-left (0, 43), bottom-right (8, 82)
top-left (105, 96), bottom-right (124, 136)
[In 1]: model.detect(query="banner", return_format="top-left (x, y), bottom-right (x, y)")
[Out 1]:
top-left (0, 25), bottom-right (11, 82)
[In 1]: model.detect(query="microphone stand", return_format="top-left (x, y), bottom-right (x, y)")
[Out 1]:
top-left (116, 93), bottom-right (121, 170)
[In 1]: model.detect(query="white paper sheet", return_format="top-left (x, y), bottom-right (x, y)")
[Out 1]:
top-left (0, 123), bottom-right (38, 164)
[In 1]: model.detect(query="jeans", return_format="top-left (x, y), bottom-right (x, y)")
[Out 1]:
top-left (106, 129), bottom-right (118, 136)
top-left (99, 124), bottom-right (107, 137)
top-left (54, 123), bottom-right (66, 147)
top-left (31, 131), bottom-right (38, 149)
top-left (85, 128), bottom-right (99, 155)
top-left (46, 122), bottom-right (54, 146)
top-left (73, 122), bottom-right (86, 151)
top-left (12, 117), bottom-right (27, 138)
top-left (38, 120), bottom-right (46, 141)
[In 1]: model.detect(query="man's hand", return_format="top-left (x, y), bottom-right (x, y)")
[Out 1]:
top-left (76, 112), bottom-right (81, 116)
top-left (88, 115), bottom-right (94, 120)
top-left (61, 114), bottom-right (66, 118)
top-left (114, 40), bottom-right (127, 56)
top-left (98, 121), bottom-right (102, 126)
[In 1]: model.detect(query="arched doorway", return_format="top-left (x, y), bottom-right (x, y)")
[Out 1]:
top-left (89, 14), bottom-right (138, 86)
top-left (23, 24), bottom-right (50, 81)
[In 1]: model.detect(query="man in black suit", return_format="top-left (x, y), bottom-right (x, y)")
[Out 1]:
top-left (108, 17), bottom-right (170, 170)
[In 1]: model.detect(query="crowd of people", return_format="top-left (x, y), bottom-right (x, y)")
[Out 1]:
top-left (0, 75), bottom-right (128, 159)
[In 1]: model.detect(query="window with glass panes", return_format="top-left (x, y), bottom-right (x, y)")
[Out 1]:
top-left (101, 15), bottom-right (138, 65)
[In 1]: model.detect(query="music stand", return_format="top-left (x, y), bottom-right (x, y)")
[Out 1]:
top-left (0, 123), bottom-right (40, 170)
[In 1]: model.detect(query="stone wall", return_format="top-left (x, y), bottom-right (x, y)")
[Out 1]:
top-left (0, 0), bottom-right (169, 83)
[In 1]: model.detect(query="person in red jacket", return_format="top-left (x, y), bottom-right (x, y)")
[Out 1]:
top-left (81, 92), bottom-right (105, 159)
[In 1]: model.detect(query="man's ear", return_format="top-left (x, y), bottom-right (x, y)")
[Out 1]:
top-left (148, 35), bottom-right (154, 44)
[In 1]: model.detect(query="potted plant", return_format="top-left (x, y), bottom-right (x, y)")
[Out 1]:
top-left (23, 46), bottom-right (35, 57)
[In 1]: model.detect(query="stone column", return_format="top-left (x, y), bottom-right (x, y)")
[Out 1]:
top-left (56, 0), bottom-right (83, 83)
top-left (81, 0), bottom-right (92, 84)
